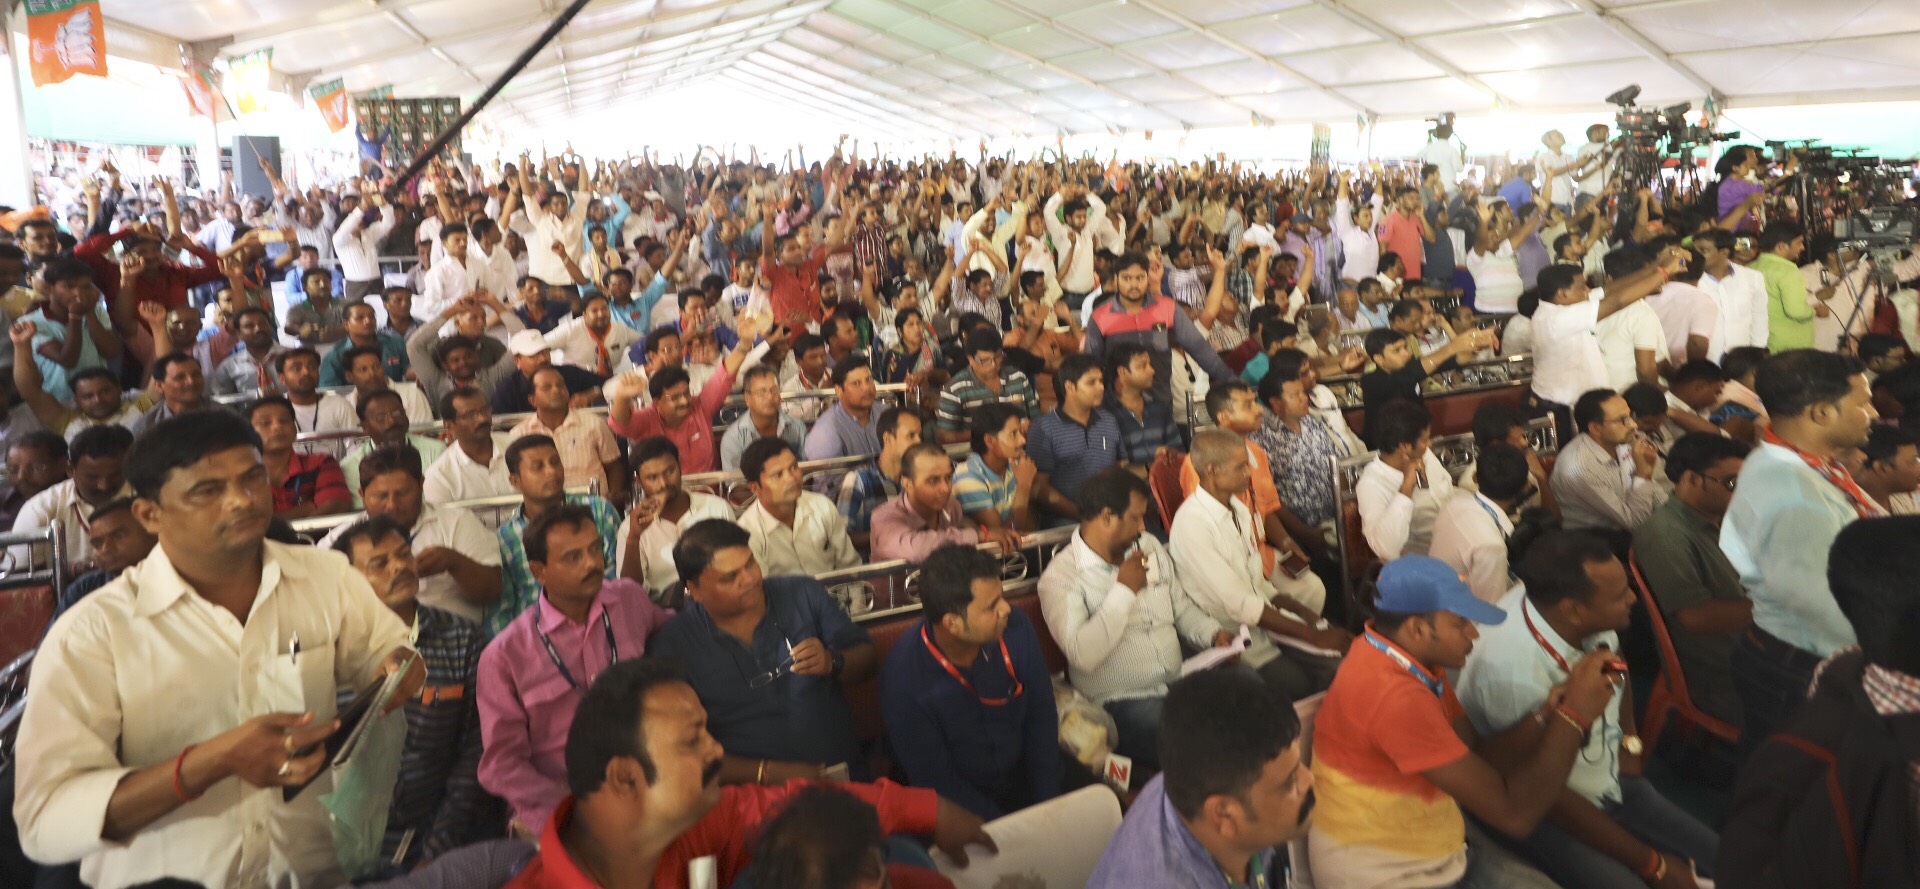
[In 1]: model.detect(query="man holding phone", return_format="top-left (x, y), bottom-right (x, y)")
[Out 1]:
top-left (1458, 531), bottom-right (1719, 889)
top-left (14, 409), bottom-right (423, 888)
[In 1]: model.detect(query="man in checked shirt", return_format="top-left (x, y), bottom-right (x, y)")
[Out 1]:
top-left (335, 515), bottom-right (498, 871)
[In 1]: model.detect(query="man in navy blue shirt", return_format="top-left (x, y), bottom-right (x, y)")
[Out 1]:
top-left (880, 543), bottom-right (1061, 819)
top-left (649, 518), bottom-right (878, 786)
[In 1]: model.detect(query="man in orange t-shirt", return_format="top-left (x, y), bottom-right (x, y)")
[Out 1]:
top-left (1305, 556), bottom-right (1618, 889)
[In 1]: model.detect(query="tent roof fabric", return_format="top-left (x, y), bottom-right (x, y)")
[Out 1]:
top-left (91, 0), bottom-right (1920, 137)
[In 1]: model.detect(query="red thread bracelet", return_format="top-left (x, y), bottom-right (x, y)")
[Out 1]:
top-left (172, 744), bottom-right (202, 803)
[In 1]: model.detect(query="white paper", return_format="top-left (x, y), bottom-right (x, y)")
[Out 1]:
top-left (1266, 610), bottom-right (1343, 658)
top-left (1181, 626), bottom-right (1252, 676)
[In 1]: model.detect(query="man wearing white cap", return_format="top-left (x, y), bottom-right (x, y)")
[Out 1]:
top-left (491, 329), bottom-right (609, 415)
top-left (632, 190), bottom-right (677, 245)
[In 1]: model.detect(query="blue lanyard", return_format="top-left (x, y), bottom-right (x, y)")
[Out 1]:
top-left (1473, 495), bottom-right (1510, 539)
top-left (1363, 630), bottom-right (1444, 698)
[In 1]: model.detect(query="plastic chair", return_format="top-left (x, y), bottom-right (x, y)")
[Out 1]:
top-left (1147, 448), bottom-right (1189, 526)
top-left (1626, 549), bottom-right (1740, 752)
top-left (928, 783), bottom-right (1123, 889)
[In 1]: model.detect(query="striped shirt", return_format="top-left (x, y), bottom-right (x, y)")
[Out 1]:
top-left (1106, 396), bottom-right (1180, 466)
top-left (935, 368), bottom-right (1038, 433)
top-left (1028, 407), bottom-right (1124, 504)
top-left (486, 494), bottom-right (622, 636)
top-left (953, 452), bottom-right (1016, 523)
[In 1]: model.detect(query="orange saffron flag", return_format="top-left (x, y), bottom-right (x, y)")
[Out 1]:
top-left (25, 0), bottom-right (108, 86)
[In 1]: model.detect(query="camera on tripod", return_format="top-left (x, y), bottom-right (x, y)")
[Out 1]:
top-left (1604, 84), bottom-right (1738, 186)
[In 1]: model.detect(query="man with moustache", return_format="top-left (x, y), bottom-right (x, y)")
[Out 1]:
top-left (13, 410), bottom-right (423, 888)
top-left (448, 658), bottom-right (995, 889)
top-left (478, 505), bottom-right (672, 835)
top-left (335, 516), bottom-right (495, 869)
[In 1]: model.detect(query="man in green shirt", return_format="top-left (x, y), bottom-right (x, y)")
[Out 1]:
top-left (1750, 222), bottom-right (1833, 353)
top-left (1630, 432), bottom-right (1753, 727)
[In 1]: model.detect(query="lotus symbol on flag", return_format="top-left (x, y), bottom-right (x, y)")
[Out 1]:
top-left (45, 7), bottom-right (98, 70)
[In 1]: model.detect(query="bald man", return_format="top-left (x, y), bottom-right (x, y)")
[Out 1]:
top-left (1170, 429), bottom-right (1350, 700)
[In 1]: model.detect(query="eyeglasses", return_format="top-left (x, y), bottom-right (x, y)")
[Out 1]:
top-left (1700, 473), bottom-right (1738, 492)
top-left (749, 638), bottom-right (796, 689)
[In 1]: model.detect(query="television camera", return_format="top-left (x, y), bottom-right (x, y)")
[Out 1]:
top-left (1604, 84), bottom-right (1738, 188)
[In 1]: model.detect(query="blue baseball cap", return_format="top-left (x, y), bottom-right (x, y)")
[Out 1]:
top-left (1374, 556), bottom-right (1507, 625)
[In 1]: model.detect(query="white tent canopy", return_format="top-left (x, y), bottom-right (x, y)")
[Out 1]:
top-left (61, 0), bottom-right (1920, 145)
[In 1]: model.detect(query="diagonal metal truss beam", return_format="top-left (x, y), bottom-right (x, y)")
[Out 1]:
top-left (1303, 0), bottom-right (1513, 107)
top-left (1125, 0), bottom-right (1376, 117)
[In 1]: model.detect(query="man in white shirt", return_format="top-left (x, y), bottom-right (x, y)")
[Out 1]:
top-left (1458, 531), bottom-right (1720, 889)
top-left (1168, 429), bottom-right (1351, 702)
top-left (1429, 443), bottom-right (1527, 604)
top-left (1694, 230), bottom-right (1769, 361)
top-left (418, 224), bottom-right (491, 323)
top-left (319, 444), bottom-right (504, 623)
top-left (615, 435), bottom-right (735, 599)
top-left (1594, 249), bottom-right (1669, 392)
top-left (518, 166), bottom-right (591, 288)
top-left (333, 193), bottom-right (399, 302)
top-left (1355, 399), bottom-right (1455, 562)
top-left (1572, 125), bottom-right (1615, 201)
top-left (1038, 467), bottom-right (1232, 768)
top-left (1418, 122), bottom-right (1466, 196)
top-left (1643, 253), bottom-right (1719, 370)
top-left (13, 409), bottom-right (422, 889)
top-left (733, 437), bottom-right (860, 577)
top-left (276, 348), bottom-right (359, 459)
top-left (470, 218), bottom-right (519, 301)
top-left (1533, 130), bottom-right (1580, 207)
top-left (1550, 389), bottom-right (1666, 546)
top-left (10, 424), bottom-right (134, 575)
top-left (544, 294), bottom-right (640, 376)
top-left (423, 385), bottom-right (515, 507)
top-left (1527, 251), bottom-right (1684, 441)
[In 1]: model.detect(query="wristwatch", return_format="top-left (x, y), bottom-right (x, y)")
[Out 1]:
top-left (1621, 734), bottom-right (1644, 756)
top-left (830, 649), bottom-right (846, 680)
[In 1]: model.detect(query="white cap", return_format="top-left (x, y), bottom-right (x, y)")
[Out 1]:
top-left (643, 190), bottom-right (663, 202)
top-left (508, 329), bottom-right (550, 357)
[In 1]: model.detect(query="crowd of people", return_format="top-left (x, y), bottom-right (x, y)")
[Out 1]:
top-left (0, 124), bottom-right (1917, 889)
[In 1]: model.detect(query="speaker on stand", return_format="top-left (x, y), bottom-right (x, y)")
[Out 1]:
top-left (232, 135), bottom-right (282, 200)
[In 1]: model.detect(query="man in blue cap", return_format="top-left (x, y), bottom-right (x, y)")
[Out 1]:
top-left (1305, 555), bottom-right (1617, 889)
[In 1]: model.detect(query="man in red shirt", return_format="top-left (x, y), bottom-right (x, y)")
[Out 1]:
top-left (72, 221), bottom-right (228, 317)
top-left (606, 314), bottom-right (769, 474)
top-left (1378, 186), bottom-right (1435, 282)
top-left (758, 226), bottom-right (850, 332)
top-left (505, 658), bottom-right (993, 889)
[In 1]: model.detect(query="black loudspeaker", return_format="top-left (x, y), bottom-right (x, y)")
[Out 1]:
top-left (233, 135), bottom-right (282, 199)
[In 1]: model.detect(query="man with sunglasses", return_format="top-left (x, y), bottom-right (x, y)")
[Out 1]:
top-left (880, 544), bottom-right (1061, 820)
top-left (478, 504), bottom-right (670, 837)
top-left (650, 519), bottom-right (877, 789)
top-left (1631, 433), bottom-right (1753, 729)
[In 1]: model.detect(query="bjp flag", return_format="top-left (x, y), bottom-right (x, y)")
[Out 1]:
top-left (309, 78), bottom-right (350, 133)
top-left (180, 65), bottom-right (222, 119)
top-left (24, 0), bottom-right (108, 86)
top-left (229, 49), bottom-right (273, 115)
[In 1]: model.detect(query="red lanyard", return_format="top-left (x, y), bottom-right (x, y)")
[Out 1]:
top-left (920, 624), bottom-right (1023, 706)
top-left (1521, 602), bottom-right (1574, 676)
top-left (1760, 427), bottom-right (1884, 519)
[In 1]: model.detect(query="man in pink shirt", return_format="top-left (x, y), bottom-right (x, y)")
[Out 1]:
top-left (605, 314), bottom-right (769, 475)
top-left (870, 443), bottom-right (1019, 563)
top-left (1379, 186), bottom-right (1435, 282)
top-left (477, 503), bottom-right (673, 834)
